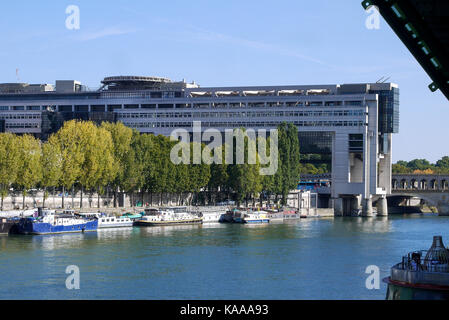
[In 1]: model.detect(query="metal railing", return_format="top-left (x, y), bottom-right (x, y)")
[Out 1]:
top-left (398, 250), bottom-right (449, 273)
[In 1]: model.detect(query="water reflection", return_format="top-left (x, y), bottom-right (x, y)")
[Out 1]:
top-left (139, 224), bottom-right (203, 237)
top-left (342, 217), bottom-right (392, 234)
top-left (37, 233), bottom-right (86, 251)
top-left (243, 223), bottom-right (270, 229)
top-left (200, 222), bottom-right (224, 229)
top-left (1, 215), bottom-right (449, 299)
top-left (95, 227), bottom-right (135, 241)
top-left (0, 236), bottom-right (7, 251)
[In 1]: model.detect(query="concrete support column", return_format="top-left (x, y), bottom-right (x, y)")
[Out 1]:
top-left (377, 196), bottom-right (388, 216)
top-left (437, 204), bottom-right (449, 216)
top-left (362, 197), bottom-right (373, 217)
top-left (334, 198), bottom-right (343, 216)
top-left (350, 195), bottom-right (361, 215)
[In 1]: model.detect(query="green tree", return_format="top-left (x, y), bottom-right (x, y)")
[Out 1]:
top-left (406, 159), bottom-right (432, 171)
top-left (300, 163), bottom-right (319, 175)
top-left (173, 161), bottom-right (190, 205)
top-left (274, 122), bottom-right (301, 205)
top-left (146, 135), bottom-right (171, 206)
top-left (396, 160), bottom-right (409, 167)
top-left (15, 135), bottom-right (43, 209)
top-left (93, 126), bottom-right (117, 208)
top-left (436, 156), bottom-right (449, 174)
top-left (259, 135), bottom-right (279, 205)
top-left (133, 133), bottom-right (160, 206)
top-left (392, 163), bottom-right (412, 174)
top-left (52, 120), bottom-right (85, 208)
top-left (207, 145), bottom-right (228, 205)
top-left (317, 163), bottom-right (328, 174)
top-left (66, 121), bottom-right (97, 207)
top-left (227, 129), bottom-right (261, 207)
top-left (0, 133), bottom-right (20, 210)
top-left (41, 139), bottom-right (63, 208)
top-left (285, 123), bottom-right (301, 200)
top-left (101, 122), bottom-right (134, 207)
top-left (187, 142), bottom-right (211, 205)
top-left (121, 132), bottom-right (146, 207)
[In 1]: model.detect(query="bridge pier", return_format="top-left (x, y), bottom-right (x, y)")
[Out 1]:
top-left (351, 195), bottom-right (361, 215)
top-left (437, 204), bottom-right (449, 216)
top-left (362, 197), bottom-right (373, 217)
top-left (377, 196), bottom-right (388, 216)
top-left (334, 198), bottom-right (343, 216)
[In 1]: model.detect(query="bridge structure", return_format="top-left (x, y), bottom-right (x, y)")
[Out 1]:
top-left (300, 173), bottom-right (449, 216)
top-left (391, 174), bottom-right (449, 215)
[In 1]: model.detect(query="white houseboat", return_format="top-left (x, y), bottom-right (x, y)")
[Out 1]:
top-left (135, 207), bottom-right (203, 226)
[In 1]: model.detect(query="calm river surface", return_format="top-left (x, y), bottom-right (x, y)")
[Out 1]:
top-left (1, 214), bottom-right (449, 300)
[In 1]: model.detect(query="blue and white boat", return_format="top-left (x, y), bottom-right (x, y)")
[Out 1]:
top-left (17, 211), bottom-right (98, 235)
top-left (242, 211), bottom-right (270, 224)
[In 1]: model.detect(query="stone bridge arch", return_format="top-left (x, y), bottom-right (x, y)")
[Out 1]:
top-left (389, 192), bottom-right (449, 215)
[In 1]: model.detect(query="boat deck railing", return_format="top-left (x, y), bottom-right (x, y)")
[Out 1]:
top-left (398, 250), bottom-right (449, 273)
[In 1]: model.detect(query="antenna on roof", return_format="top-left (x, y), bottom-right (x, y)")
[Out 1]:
top-left (16, 68), bottom-right (20, 82)
top-left (375, 76), bottom-right (391, 83)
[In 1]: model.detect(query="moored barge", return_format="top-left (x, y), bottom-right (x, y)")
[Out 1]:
top-left (0, 218), bottom-right (16, 235)
top-left (16, 211), bottom-right (98, 235)
top-left (135, 207), bottom-right (203, 226)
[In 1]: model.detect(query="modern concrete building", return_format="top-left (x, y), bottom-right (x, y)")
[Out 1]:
top-left (0, 76), bottom-right (399, 216)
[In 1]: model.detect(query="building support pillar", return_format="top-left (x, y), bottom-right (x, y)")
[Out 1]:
top-left (334, 198), bottom-right (343, 217)
top-left (377, 196), bottom-right (388, 216)
top-left (362, 197), bottom-right (373, 217)
top-left (350, 195), bottom-right (361, 216)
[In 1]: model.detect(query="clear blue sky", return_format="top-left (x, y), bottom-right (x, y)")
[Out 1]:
top-left (0, 0), bottom-right (447, 163)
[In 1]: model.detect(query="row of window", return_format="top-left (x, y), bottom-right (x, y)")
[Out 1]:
top-left (5, 123), bottom-right (40, 128)
top-left (188, 101), bottom-right (362, 108)
top-left (122, 120), bottom-right (366, 129)
top-left (0, 101), bottom-right (364, 111)
top-left (0, 114), bottom-right (41, 120)
top-left (99, 91), bottom-right (182, 99)
top-left (117, 110), bottom-right (367, 119)
top-left (0, 106), bottom-right (41, 111)
top-left (100, 218), bottom-right (128, 223)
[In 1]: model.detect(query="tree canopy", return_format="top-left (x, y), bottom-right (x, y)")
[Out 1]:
top-left (0, 120), bottom-right (304, 208)
top-left (392, 157), bottom-right (449, 174)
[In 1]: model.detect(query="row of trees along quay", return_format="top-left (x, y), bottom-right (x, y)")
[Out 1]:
top-left (392, 158), bottom-right (449, 174)
top-left (0, 120), bottom-right (301, 210)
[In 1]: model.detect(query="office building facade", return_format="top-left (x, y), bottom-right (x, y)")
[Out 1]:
top-left (0, 76), bottom-right (399, 216)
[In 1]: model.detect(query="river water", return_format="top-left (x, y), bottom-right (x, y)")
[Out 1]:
top-left (1, 214), bottom-right (449, 300)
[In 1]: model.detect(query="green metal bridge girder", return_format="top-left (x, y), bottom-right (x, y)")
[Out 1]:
top-left (361, 0), bottom-right (449, 100)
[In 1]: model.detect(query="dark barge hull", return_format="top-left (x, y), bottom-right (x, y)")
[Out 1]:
top-left (384, 277), bottom-right (449, 300)
top-left (0, 222), bottom-right (16, 235)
